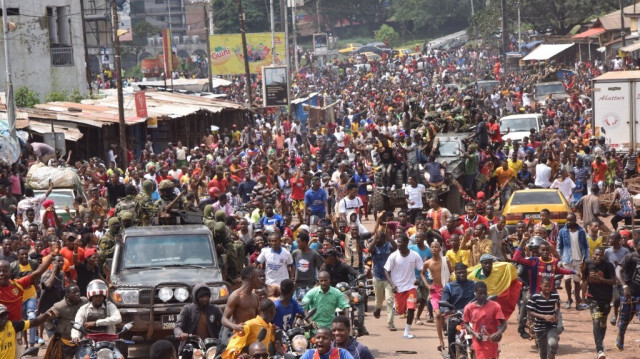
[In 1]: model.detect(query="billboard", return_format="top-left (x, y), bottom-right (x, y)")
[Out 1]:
top-left (209, 33), bottom-right (286, 75)
top-left (313, 33), bottom-right (327, 55)
top-left (262, 66), bottom-right (288, 107)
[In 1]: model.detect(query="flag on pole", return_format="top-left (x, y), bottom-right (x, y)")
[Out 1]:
top-left (162, 29), bottom-right (173, 78)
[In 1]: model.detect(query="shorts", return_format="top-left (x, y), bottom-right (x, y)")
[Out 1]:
top-left (416, 282), bottom-right (428, 302)
top-left (563, 260), bottom-right (582, 282)
top-left (394, 288), bottom-right (417, 315)
top-left (292, 199), bottom-right (305, 214)
top-left (429, 284), bottom-right (443, 310)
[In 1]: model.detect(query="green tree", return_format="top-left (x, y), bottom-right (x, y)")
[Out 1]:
top-left (15, 87), bottom-right (40, 108)
top-left (375, 24), bottom-right (400, 47)
top-left (121, 21), bottom-right (160, 61)
top-left (392, 0), bottom-right (471, 36)
top-left (212, 0), bottom-right (274, 34)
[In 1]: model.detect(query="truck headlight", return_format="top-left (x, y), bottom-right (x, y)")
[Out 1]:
top-left (174, 287), bottom-right (189, 302)
top-left (208, 285), bottom-right (229, 301)
top-left (158, 287), bottom-right (173, 302)
top-left (111, 289), bottom-right (139, 305)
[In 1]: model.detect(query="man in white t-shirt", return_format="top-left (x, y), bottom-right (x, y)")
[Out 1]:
top-left (257, 232), bottom-right (294, 285)
top-left (334, 126), bottom-right (346, 148)
top-left (534, 156), bottom-right (552, 188)
top-left (175, 141), bottom-right (188, 167)
top-left (338, 183), bottom-right (364, 223)
top-left (404, 176), bottom-right (426, 224)
top-left (384, 235), bottom-right (424, 339)
top-left (550, 169), bottom-right (576, 202)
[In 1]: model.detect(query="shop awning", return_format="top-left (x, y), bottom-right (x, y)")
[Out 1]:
top-left (572, 27), bottom-right (605, 38)
top-left (522, 43), bottom-right (575, 61)
top-left (621, 41), bottom-right (640, 52)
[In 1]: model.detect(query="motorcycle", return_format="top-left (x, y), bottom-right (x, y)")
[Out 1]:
top-left (179, 335), bottom-right (218, 359)
top-left (438, 301), bottom-right (473, 359)
top-left (71, 321), bottom-right (134, 359)
top-left (336, 274), bottom-right (368, 337)
top-left (272, 308), bottom-right (317, 359)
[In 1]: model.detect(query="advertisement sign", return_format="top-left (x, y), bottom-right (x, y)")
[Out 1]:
top-left (313, 33), bottom-right (328, 55)
top-left (134, 91), bottom-right (148, 118)
top-left (163, 29), bottom-right (173, 78)
top-left (262, 66), bottom-right (288, 107)
top-left (146, 117), bottom-right (158, 129)
top-left (209, 33), bottom-right (286, 75)
top-left (593, 81), bottom-right (630, 150)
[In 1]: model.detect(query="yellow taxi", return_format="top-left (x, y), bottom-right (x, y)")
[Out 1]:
top-left (502, 189), bottom-right (571, 232)
top-left (338, 43), bottom-right (363, 54)
top-left (393, 48), bottom-right (411, 58)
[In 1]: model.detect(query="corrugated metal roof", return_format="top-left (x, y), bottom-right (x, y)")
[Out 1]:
top-left (522, 43), bottom-right (575, 61)
top-left (26, 91), bottom-right (248, 128)
top-left (572, 27), bottom-right (605, 38)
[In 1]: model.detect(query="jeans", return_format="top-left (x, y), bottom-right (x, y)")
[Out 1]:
top-left (22, 297), bottom-right (38, 345)
top-left (295, 285), bottom-right (313, 302)
top-left (76, 345), bottom-right (123, 359)
top-left (611, 213), bottom-right (631, 230)
top-left (373, 277), bottom-right (394, 326)
top-left (616, 295), bottom-right (640, 349)
top-left (535, 327), bottom-right (559, 359)
top-left (587, 299), bottom-right (611, 353)
top-left (462, 174), bottom-right (476, 197)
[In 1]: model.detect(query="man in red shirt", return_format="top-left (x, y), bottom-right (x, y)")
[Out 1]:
top-left (208, 169), bottom-right (230, 193)
top-left (59, 233), bottom-right (85, 281)
top-left (290, 170), bottom-right (307, 222)
top-left (591, 156), bottom-right (608, 185)
top-left (460, 202), bottom-right (489, 231)
top-left (487, 116), bottom-right (504, 146)
top-left (0, 245), bottom-right (58, 321)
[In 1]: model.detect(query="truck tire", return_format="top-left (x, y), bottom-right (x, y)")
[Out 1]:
top-left (372, 190), bottom-right (385, 212)
top-left (395, 169), bottom-right (405, 188)
top-left (374, 171), bottom-right (383, 187)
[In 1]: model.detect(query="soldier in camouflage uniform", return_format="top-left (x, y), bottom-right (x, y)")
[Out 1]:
top-left (98, 217), bottom-right (121, 267)
top-left (135, 180), bottom-right (156, 226)
top-left (114, 184), bottom-right (138, 224)
top-left (155, 180), bottom-right (187, 210)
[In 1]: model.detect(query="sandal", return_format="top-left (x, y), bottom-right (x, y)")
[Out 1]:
top-left (437, 345), bottom-right (445, 352)
top-left (415, 320), bottom-right (425, 325)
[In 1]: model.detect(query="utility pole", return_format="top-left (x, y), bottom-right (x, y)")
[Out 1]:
top-left (469, 0), bottom-right (475, 38)
top-left (620, 0), bottom-right (626, 47)
top-left (517, 0), bottom-right (521, 53)
top-left (167, 0), bottom-right (174, 89)
top-left (1, 0), bottom-right (15, 141)
top-left (111, 0), bottom-right (128, 168)
top-left (292, 0), bottom-right (299, 72)
top-left (78, 0), bottom-right (93, 94)
top-left (270, 0), bottom-right (276, 65)
top-left (238, 0), bottom-right (252, 105)
top-left (204, 3), bottom-right (213, 91)
top-left (501, 0), bottom-right (508, 64)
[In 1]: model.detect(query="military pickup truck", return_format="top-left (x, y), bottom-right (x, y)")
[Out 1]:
top-left (109, 225), bottom-right (229, 344)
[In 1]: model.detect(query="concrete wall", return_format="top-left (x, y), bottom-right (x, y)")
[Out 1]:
top-left (0, 0), bottom-right (88, 98)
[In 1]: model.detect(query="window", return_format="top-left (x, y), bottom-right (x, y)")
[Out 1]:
top-left (155, 0), bottom-right (164, 3)
top-left (0, 8), bottom-right (19, 16)
top-left (47, 6), bottom-right (74, 67)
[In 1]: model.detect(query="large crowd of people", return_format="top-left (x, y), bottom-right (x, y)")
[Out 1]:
top-left (1, 40), bottom-right (640, 359)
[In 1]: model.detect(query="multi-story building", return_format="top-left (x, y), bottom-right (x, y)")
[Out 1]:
top-left (0, 0), bottom-right (88, 97)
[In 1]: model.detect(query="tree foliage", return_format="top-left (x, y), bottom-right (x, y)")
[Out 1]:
top-left (122, 21), bottom-right (160, 58)
top-left (520, 0), bottom-right (617, 35)
top-left (212, 0), bottom-right (274, 34)
top-left (391, 0), bottom-right (472, 36)
top-left (375, 24), bottom-right (400, 47)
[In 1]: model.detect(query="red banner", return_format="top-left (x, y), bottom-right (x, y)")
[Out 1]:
top-left (162, 29), bottom-right (172, 78)
top-left (134, 91), bottom-right (148, 118)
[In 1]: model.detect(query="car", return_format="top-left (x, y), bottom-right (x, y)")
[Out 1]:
top-left (499, 113), bottom-right (544, 142)
top-left (34, 188), bottom-right (76, 223)
top-left (361, 52), bottom-right (381, 61)
top-left (354, 45), bottom-right (384, 55)
top-left (365, 41), bottom-right (387, 48)
top-left (110, 225), bottom-right (229, 343)
top-left (338, 43), bottom-right (363, 54)
top-left (392, 48), bottom-right (411, 58)
top-left (534, 81), bottom-right (569, 104)
top-left (476, 80), bottom-right (500, 92)
top-left (502, 189), bottom-right (571, 232)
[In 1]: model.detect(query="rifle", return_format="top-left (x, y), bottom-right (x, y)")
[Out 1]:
top-left (160, 189), bottom-right (187, 216)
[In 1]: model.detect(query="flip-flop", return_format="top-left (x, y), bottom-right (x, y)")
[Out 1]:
top-left (415, 320), bottom-right (425, 325)
top-left (437, 345), bottom-right (445, 352)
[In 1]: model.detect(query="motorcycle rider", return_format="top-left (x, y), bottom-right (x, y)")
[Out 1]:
top-left (332, 315), bottom-right (374, 359)
top-left (174, 284), bottom-right (223, 353)
top-left (300, 327), bottom-right (354, 359)
top-left (71, 279), bottom-right (123, 358)
top-left (319, 250), bottom-right (368, 335)
top-left (440, 262), bottom-right (476, 358)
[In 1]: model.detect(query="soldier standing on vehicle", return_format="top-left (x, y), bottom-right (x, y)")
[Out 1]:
top-left (114, 185), bottom-right (138, 223)
top-left (97, 217), bottom-right (121, 266)
top-left (135, 180), bottom-right (156, 226)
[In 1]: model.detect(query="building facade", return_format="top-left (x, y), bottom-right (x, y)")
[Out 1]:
top-left (0, 0), bottom-right (88, 97)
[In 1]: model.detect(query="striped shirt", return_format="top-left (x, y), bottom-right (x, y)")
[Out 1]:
top-left (527, 292), bottom-right (560, 332)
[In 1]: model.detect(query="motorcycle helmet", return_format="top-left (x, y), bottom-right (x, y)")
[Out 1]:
top-left (336, 282), bottom-right (350, 293)
top-left (527, 236), bottom-right (545, 251)
top-left (86, 279), bottom-right (109, 299)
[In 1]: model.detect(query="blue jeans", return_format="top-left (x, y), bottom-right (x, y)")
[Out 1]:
top-left (616, 295), bottom-right (640, 349)
top-left (296, 285), bottom-right (313, 302)
top-left (22, 297), bottom-right (38, 345)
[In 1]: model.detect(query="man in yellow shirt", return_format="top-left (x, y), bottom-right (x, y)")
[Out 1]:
top-left (493, 160), bottom-right (517, 188)
top-left (0, 304), bottom-right (55, 358)
top-left (507, 152), bottom-right (523, 173)
top-left (445, 234), bottom-right (471, 267)
top-left (221, 299), bottom-right (282, 359)
top-left (585, 221), bottom-right (602, 260)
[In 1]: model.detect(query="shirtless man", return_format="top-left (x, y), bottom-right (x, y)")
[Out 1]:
top-left (420, 241), bottom-right (453, 352)
top-left (219, 267), bottom-right (262, 352)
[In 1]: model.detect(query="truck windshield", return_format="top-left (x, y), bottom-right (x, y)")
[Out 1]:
top-left (536, 83), bottom-right (565, 97)
top-left (121, 235), bottom-right (215, 270)
top-left (34, 190), bottom-right (75, 208)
